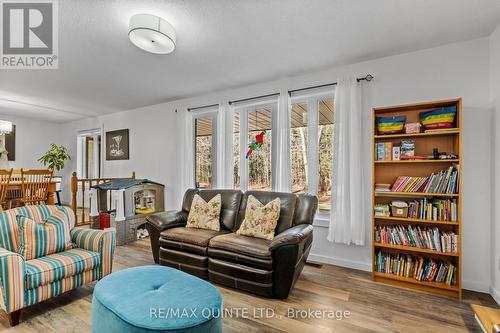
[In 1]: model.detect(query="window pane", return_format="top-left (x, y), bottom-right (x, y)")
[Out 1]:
top-left (318, 98), bottom-right (334, 211)
top-left (290, 102), bottom-right (308, 194)
top-left (248, 107), bottom-right (272, 190)
top-left (233, 112), bottom-right (240, 189)
top-left (195, 116), bottom-right (213, 189)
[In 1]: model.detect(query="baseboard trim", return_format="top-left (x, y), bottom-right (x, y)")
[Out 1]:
top-left (307, 253), bottom-right (371, 272)
top-left (490, 286), bottom-right (500, 305)
top-left (461, 279), bottom-right (490, 293)
top-left (308, 253), bottom-right (490, 294)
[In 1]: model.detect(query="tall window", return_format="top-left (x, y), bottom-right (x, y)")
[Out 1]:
top-left (290, 94), bottom-right (334, 212)
top-left (290, 102), bottom-right (308, 194)
top-left (77, 130), bottom-right (101, 179)
top-left (247, 107), bottom-right (272, 190)
top-left (233, 100), bottom-right (277, 191)
top-left (194, 112), bottom-right (217, 189)
top-left (318, 97), bottom-right (334, 211)
top-left (233, 112), bottom-right (240, 189)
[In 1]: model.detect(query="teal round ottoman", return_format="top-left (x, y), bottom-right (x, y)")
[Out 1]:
top-left (92, 265), bottom-right (222, 333)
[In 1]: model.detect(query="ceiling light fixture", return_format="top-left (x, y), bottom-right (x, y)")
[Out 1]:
top-left (128, 14), bottom-right (176, 54)
top-left (0, 120), bottom-right (13, 135)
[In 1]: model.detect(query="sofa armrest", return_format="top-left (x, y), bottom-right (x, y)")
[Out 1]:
top-left (271, 224), bottom-right (313, 299)
top-left (270, 224), bottom-right (313, 251)
top-left (0, 247), bottom-right (25, 313)
top-left (71, 228), bottom-right (116, 277)
top-left (146, 210), bottom-right (188, 231)
top-left (145, 210), bottom-right (187, 264)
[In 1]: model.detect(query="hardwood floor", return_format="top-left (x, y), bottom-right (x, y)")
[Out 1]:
top-left (1, 238), bottom-right (496, 333)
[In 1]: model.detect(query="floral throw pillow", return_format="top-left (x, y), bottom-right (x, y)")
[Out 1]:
top-left (186, 194), bottom-right (222, 231)
top-left (237, 195), bottom-right (281, 240)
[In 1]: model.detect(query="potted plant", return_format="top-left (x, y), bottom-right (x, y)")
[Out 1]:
top-left (38, 144), bottom-right (71, 191)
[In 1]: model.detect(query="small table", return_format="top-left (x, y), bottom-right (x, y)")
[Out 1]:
top-left (92, 265), bottom-right (222, 333)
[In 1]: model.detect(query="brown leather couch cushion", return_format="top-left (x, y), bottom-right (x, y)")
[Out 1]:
top-left (208, 247), bottom-right (273, 270)
top-left (237, 191), bottom-right (297, 235)
top-left (161, 227), bottom-right (227, 247)
top-left (209, 233), bottom-right (272, 259)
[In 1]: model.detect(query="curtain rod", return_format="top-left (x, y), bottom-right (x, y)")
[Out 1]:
top-left (288, 74), bottom-right (374, 95)
top-left (187, 103), bottom-right (219, 112)
top-left (228, 92), bottom-right (280, 105)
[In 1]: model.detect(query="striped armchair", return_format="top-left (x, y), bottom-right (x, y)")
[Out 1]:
top-left (0, 205), bottom-right (115, 326)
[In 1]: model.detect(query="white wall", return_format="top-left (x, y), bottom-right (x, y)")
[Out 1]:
top-left (0, 114), bottom-right (62, 169)
top-left (59, 105), bottom-right (181, 210)
top-left (490, 22), bottom-right (500, 303)
top-left (62, 37), bottom-right (492, 292)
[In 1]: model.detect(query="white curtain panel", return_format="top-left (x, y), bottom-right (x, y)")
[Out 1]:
top-left (216, 103), bottom-right (235, 189)
top-left (181, 110), bottom-right (195, 191)
top-left (328, 77), bottom-right (365, 245)
top-left (275, 92), bottom-right (291, 192)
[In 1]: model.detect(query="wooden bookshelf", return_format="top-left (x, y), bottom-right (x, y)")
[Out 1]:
top-left (373, 215), bottom-right (459, 226)
top-left (374, 159), bottom-right (459, 164)
top-left (374, 191), bottom-right (459, 197)
top-left (372, 98), bottom-right (462, 299)
top-left (374, 243), bottom-right (459, 257)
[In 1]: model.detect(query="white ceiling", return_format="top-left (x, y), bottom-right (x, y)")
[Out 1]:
top-left (1, 0), bottom-right (500, 122)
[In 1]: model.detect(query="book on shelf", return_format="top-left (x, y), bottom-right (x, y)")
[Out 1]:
top-left (424, 128), bottom-right (458, 133)
top-left (375, 183), bottom-right (391, 192)
top-left (407, 198), bottom-right (458, 221)
top-left (374, 203), bottom-right (390, 216)
top-left (389, 166), bottom-right (459, 194)
top-left (375, 225), bottom-right (458, 253)
top-left (375, 251), bottom-right (456, 285)
top-left (376, 142), bottom-right (393, 161)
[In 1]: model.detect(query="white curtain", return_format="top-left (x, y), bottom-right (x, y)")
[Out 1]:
top-left (328, 77), bottom-right (365, 245)
top-left (275, 92), bottom-right (291, 192)
top-left (216, 103), bottom-right (235, 188)
top-left (181, 110), bottom-right (195, 191)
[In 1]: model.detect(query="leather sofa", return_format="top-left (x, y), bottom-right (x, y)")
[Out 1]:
top-left (146, 189), bottom-right (317, 299)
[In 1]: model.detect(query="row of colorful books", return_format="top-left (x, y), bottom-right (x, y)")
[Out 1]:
top-left (375, 252), bottom-right (456, 285)
top-left (390, 166), bottom-right (459, 194)
top-left (375, 225), bottom-right (458, 253)
top-left (407, 198), bottom-right (458, 221)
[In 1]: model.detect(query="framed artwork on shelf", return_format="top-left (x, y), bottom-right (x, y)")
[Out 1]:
top-left (106, 129), bottom-right (129, 160)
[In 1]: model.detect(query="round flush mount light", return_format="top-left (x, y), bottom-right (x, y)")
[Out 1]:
top-left (128, 14), bottom-right (176, 54)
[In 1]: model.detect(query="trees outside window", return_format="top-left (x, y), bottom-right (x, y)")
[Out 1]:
top-left (290, 95), bottom-right (334, 212)
top-left (194, 112), bottom-right (217, 189)
top-left (233, 101), bottom-right (277, 191)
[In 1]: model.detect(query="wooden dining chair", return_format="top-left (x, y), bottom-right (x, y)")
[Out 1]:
top-left (6, 169), bottom-right (24, 209)
top-left (20, 169), bottom-right (53, 206)
top-left (0, 168), bottom-right (13, 211)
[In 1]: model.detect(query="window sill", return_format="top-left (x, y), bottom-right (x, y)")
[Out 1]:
top-left (313, 213), bottom-right (330, 228)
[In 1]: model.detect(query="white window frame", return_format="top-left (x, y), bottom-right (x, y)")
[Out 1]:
top-left (192, 109), bottom-right (218, 189)
top-left (234, 100), bottom-right (278, 191)
top-left (290, 90), bottom-right (335, 215)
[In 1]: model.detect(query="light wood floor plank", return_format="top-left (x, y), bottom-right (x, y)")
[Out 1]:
top-left (0, 238), bottom-right (495, 332)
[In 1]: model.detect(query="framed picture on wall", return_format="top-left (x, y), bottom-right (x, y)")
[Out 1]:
top-left (106, 129), bottom-right (129, 160)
